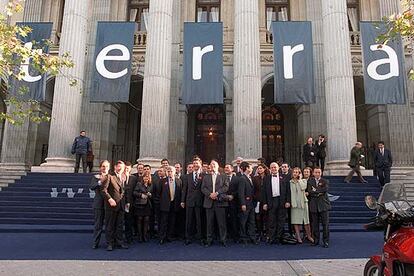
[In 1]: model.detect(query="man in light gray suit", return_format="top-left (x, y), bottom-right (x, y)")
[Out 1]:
top-left (201, 160), bottom-right (229, 247)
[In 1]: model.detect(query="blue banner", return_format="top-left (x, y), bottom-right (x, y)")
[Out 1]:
top-left (90, 22), bottom-right (136, 103)
top-left (360, 22), bottom-right (406, 104)
top-left (9, 22), bottom-right (53, 101)
top-left (182, 22), bottom-right (223, 105)
top-left (272, 21), bottom-right (315, 104)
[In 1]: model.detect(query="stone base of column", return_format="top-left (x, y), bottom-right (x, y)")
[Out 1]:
top-left (231, 159), bottom-right (259, 167)
top-left (31, 157), bottom-right (75, 173)
top-left (137, 158), bottom-right (163, 174)
top-left (323, 160), bottom-right (373, 176)
top-left (0, 163), bottom-right (31, 172)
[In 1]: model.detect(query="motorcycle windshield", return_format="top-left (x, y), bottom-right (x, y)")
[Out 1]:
top-left (379, 183), bottom-right (411, 212)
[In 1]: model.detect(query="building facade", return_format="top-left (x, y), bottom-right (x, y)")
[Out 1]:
top-left (0, 0), bottom-right (413, 174)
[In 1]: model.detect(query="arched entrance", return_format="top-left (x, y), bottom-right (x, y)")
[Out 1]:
top-left (261, 75), bottom-right (299, 166)
top-left (187, 104), bottom-right (226, 166)
top-left (113, 75), bottom-right (143, 163)
top-left (262, 105), bottom-right (284, 164)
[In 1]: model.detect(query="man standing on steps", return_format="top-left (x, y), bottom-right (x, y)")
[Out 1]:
top-left (101, 161), bottom-right (129, 251)
top-left (71, 130), bottom-right (92, 173)
top-left (89, 160), bottom-right (110, 249)
top-left (374, 141), bottom-right (393, 187)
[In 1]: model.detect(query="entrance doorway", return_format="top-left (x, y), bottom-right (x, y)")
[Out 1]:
top-left (187, 105), bottom-right (226, 166)
top-left (262, 104), bottom-right (284, 164)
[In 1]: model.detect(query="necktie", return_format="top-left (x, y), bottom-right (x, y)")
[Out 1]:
top-left (194, 172), bottom-right (198, 186)
top-left (212, 173), bottom-right (216, 193)
top-left (381, 149), bottom-right (384, 156)
top-left (227, 175), bottom-right (231, 184)
top-left (169, 178), bottom-right (175, 201)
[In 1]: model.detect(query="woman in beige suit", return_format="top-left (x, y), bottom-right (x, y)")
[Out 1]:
top-left (290, 167), bottom-right (314, 244)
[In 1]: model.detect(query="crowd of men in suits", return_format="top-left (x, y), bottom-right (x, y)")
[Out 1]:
top-left (89, 155), bottom-right (332, 251)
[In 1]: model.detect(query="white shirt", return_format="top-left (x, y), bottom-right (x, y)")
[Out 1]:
top-left (271, 174), bottom-right (280, 197)
top-left (212, 172), bottom-right (218, 193)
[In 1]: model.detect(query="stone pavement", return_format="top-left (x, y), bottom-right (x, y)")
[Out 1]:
top-left (0, 259), bottom-right (367, 276)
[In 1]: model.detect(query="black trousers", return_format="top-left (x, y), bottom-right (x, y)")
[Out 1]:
top-left (311, 211), bottom-right (329, 244)
top-left (227, 202), bottom-right (240, 241)
top-left (205, 206), bottom-right (227, 243)
top-left (105, 207), bottom-right (125, 246)
top-left (93, 208), bottom-right (105, 246)
top-left (376, 166), bottom-right (391, 186)
top-left (239, 207), bottom-right (256, 241)
top-left (267, 197), bottom-right (286, 242)
top-left (75, 153), bottom-right (87, 173)
top-left (124, 209), bottom-right (135, 242)
top-left (159, 204), bottom-right (177, 240)
top-left (345, 166), bottom-right (364, 182)
top-left (185, 206), bottom-right (202, 241)
top-left (317, 157), bottom-right (325, 171)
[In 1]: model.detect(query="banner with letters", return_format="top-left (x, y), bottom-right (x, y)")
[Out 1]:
top-left (182, 22), bottom-right (223, 105)
top-left (90, 22), bottom-right (136, 103)
top-left (272, 21), bottom-right (315, 104)
top-left (9, 22), bottom-right (53, 102)
top-left (360, 22), bottom-right (406, 104)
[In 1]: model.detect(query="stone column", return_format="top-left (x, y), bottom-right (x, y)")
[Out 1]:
top-left (322, 0), bottom-right (358, 174)
top-left (233, 0), bottom-right (262, 162)
top-left (379, 0), bottom-right (414, 173)
top-left (0, 0), bottom-right (44, 172)
top-left (34, 0), bottom-right (90, 172)
top-left (23, 0), bottom-right (42, 21)
top-left (138, 0), bottom-right (174, 167)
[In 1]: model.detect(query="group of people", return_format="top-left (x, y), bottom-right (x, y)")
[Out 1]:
top-left (90, 156), bottom-right (331, 251)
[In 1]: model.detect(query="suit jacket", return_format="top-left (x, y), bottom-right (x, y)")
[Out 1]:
top-left (233, 166), bottom-right (242, 177)
top-left (348, 146), bottom-right (363, 168)
top-left (261, 174), bottom-right (291, 210)
top-left (101, 174), bottom-right (125, 210)
top-left (89, 174), bottom-right (108, 209)
top-left (181, 171), bottom-right (204, 207)
top-left (133, 182), bottom-right (153, 207)
top-left (226, 174), bottom-right (239, 205)
top-left (201, 173), bottom-right (229, 208)
top-left (315, 140), bottom-right (327, 158)
top-left (159, 177), bottom-right (182, 212)
top-left (306, 177), bottom-right (331, 213)
top-left (238, 174), bottom-right (255, 209)
top-left (303, 143), bottom-right (318, 163)
top-left (124, 175), bottom-right (138, 205)
top-left (151, 175), bottom-right (163, 205)
top-left (374, 149), bottom-right (392, 168)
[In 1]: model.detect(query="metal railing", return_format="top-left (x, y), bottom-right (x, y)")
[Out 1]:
top-left (265, 31), bottom-right (361, 47)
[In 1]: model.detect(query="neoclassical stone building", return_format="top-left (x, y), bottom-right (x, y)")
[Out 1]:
top-left (0, 0), bottom-right (413, 174)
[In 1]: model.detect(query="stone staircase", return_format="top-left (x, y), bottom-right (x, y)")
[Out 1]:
top-left (0, 170), bottom-right (26, 190)
top-left (0, 173), bottom-right (382, 233)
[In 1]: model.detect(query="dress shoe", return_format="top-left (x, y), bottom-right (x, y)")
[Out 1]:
top-left (106, 245), bottom-right (113, 251)
top-left (344, 179), bottom-right (350, 183)
top-left (311, 241), bottom-right (319, 246)
top-left (120, 244), bottom-right (129, 249)
top-left (251, 239), bottom-right (259, 245)
top-left (92, 244), bottom-right (98, 249)
top-left (204, 241), bottom-right (212, 247)
top-left (159, 239), bottom-right (165, 245)
top-left (221, 241), bottom-right (227, 247)
top-left (323, 242), bottom-right (329, 248)
top-left (360, 179), bottom-right (368, 184)
top-left (184, 240), bottom-right (191, 246)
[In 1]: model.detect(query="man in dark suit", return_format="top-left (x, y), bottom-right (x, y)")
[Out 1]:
top-left (174, 162), bottom-right (186, 239)
top-left (224, 164), bottom-right (240, 243)
top-left (158, 166), bottom-right (183, 244)
top-left (123, 161), bottom-right (138, 244)
top-left (303, 137), bottom-right (318, 168)
top-left (201, 160), bottom-right (229, 247)
top-left (315, 135), bottom-right (327, 172)
top-left (233, 157), bottom-right (243, 176)
top-left (152, 166), bottom-right (166, 237)
top-left (280, 162), bottom-right (293, 237)
top-left (90, 160), bottom-right (110, 249)
top-left (262, 162), bottom-right (291, 244)
top-left (374, 141), bottom-right (392, 187)
top-left (306, 167), bottom-right (331, 248)
top-left (238, 161), bottom-right (258, 245)
top-left (181, 158), bottom-right (204, 245)
top-left (101, 160), bottom-right (129, 251)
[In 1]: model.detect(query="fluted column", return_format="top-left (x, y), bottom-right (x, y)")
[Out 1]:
top-left (138, 0), bottom-right (174, 167)
top-left (36, 0), bottom-right (90, 172)
top-left (322, 0), bottom-right (358, 174)
top-left (23, 0), bottom-right (42, 21)
top-left (233, 0), bottom-right (262, 162)
top-left (379, 0), bottom-right (414, 171)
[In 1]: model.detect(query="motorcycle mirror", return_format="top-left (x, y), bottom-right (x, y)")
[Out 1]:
top-left (365, 195), bottom-right (378, 210)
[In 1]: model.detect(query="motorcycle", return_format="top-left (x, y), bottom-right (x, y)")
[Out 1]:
top-left (363, 183), bottom-right (414, 276)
